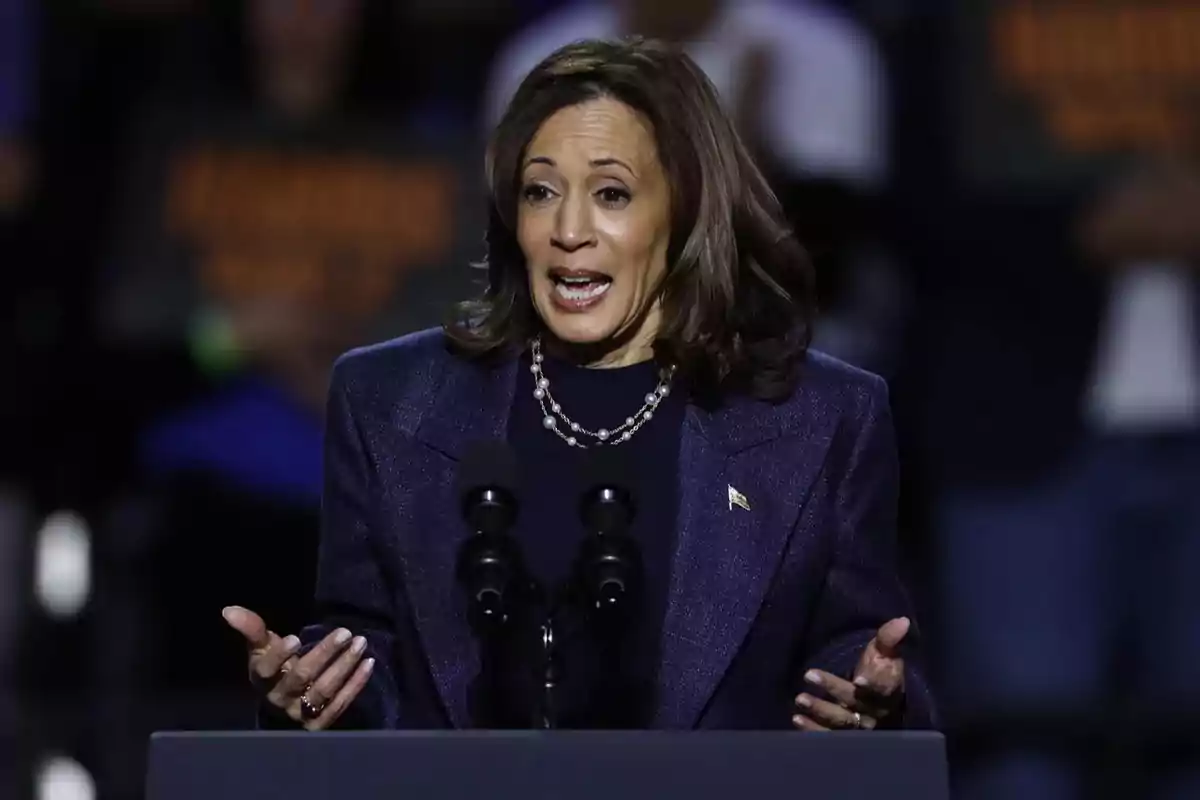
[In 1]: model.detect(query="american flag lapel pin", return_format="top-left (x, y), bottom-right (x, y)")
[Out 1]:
top-left (728, 485), bottom-right (751, 511)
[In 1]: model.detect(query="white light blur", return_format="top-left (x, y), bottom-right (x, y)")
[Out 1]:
top-left (34, 511), bottom-right (92, 619)
top-left (35, 755), bottom-right (96, 800)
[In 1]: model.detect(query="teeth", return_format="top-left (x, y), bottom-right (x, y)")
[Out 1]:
top-left (554, 281), bottom-right (611, 302)
top-left (556, 275), bottom-right (608, 284)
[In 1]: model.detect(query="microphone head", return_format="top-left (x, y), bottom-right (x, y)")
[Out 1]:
top-left (458, 441), bottom-right (520, 533)
top-left (575, 448), bottom-right (643, 623)
top-left (579, 447), bottom-right (635, 533)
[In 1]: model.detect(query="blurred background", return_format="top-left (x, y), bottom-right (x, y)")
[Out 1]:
top-left (1, 1), bottom-right (1198, 799)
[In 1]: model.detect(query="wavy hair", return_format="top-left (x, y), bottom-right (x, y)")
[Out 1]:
top-left (446, 37), bottom-right (816, 404)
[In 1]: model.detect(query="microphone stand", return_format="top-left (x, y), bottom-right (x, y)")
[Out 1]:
top-left (552, 528), bottom-right (643, 729)
top-left (502, 458), bottom-right (648, 730)
top-left (535, 617), bottom-right (561, 729)
top-left (574, 528), bottom-right (643, 630)
top-left (532, 579), bottom-right (575, 729)
top-left (458, 478), bottom-right (645, 729)
top-left (456, 528), bottom-right (533, 728)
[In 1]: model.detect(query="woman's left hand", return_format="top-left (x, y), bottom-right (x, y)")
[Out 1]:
top-left (793, 617), bottom-right (909, 731)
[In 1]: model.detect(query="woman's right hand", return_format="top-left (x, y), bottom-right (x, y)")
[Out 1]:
top-left (222, 605), bottom-right (375, 730)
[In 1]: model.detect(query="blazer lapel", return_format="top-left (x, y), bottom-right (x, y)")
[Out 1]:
top-left (394, 349), bottom-right (518, 728)
top-left (652, 389), bottom-right (839, 728)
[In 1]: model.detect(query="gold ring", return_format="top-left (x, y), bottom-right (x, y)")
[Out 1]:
top-left (299, 690), bottom-right (325, 721)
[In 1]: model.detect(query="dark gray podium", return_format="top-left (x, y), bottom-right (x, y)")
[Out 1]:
top-left (147, 731), bottom-right (948, 800)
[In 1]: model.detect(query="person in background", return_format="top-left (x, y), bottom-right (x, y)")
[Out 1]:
top-left (935, 158), bottom-right (1200, 800)
top-left (485, 0), bottom-right (885, 188)
top-left (243, 0), bottom-right (365, 123)
top-left (117, 0), bottom-right (397, 498)
top-left (92, 2), bottom-right (416, 795)
top-left (130, 0), bottom-right (385, 645)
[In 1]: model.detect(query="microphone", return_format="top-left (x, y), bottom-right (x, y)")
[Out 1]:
top-left (455, 441), bottom-right (530, 634)
top-left (574, 448), bottom-right (643, 624)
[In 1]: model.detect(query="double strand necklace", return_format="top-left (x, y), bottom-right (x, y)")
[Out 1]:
top-left (529, 336), bottom-right (676, 449)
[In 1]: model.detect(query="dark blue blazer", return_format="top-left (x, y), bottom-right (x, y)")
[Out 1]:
top-left (304, 328), bottom-right (937, 730)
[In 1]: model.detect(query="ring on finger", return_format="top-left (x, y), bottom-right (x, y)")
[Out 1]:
top-left (299, 687), bottom-right (326, 721)
top-left (849, 711), bottom-right (864, 729)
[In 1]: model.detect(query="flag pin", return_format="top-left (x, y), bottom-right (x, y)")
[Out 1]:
top-left (728, 485), bottom-right (751, 511)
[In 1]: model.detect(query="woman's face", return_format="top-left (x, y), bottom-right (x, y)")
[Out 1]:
top-left (517, 97), bottom-right (671, 365)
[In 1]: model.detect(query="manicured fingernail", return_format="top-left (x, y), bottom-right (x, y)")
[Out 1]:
top-left (792, 715), bottom-right (806, 728)
top-left (805, 670), bottom-right (822, 685)
top-left (283, 635), bottom-right (301, 651)
top-left (796, 695), bottom-right (812, 708)
top-left (221, 607), bottom-right (237, 622)
top-left (351, 636), bottom-right (366, 654)
top-left (853, 676), bottom-right (869, 687)
top-left (364, 658), bottom-right (375, 672)
top-left (334, 628), bottom-right (352, 644)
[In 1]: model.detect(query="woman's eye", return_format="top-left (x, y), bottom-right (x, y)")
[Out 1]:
top-left (522, 184), bottom-right (553, 203)
top-left (597, 187), bottom-right (631, 206)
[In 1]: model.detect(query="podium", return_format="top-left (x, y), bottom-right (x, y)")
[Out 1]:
top-left (146, 730), bottom-right (949, 800)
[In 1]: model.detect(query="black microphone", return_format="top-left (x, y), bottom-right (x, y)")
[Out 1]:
top-left (574, 448), bottom-right (643, 624)
top-left (455, 441), bottom-right (530, 634)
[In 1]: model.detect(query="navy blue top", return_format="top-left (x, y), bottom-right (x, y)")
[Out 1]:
top-left (501, 349), bottom-right (685, 728)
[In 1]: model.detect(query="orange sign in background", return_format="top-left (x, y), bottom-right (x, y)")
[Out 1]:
top-left (166, 146), bottom-right (456, 318)
top-left (992, 2), bottom-right (1200, 157)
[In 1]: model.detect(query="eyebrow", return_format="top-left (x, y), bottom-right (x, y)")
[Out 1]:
top-left (524, 155), bottom-right (637, 178)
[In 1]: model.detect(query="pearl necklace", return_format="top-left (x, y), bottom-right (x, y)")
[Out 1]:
top-left (529, 336), bottom-right (676, 449)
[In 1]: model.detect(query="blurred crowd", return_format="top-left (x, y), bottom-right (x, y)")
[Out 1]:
top-left (0, 2), bottom-right (1198, 799)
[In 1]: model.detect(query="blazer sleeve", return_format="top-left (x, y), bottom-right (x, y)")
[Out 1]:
top-left (797, 376), bottom-right (938, 729)
top-left (260, 357), bottom-right (406, 729)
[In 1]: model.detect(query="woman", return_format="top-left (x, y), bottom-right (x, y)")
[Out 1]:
top-left (223, 37), bottom-right (936, 732)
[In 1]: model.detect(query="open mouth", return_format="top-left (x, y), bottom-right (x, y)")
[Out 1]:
top-left (549, 269), bottom-right (613, 303)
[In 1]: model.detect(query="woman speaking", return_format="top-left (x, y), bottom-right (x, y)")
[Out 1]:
top-left (223, 37), bottom-right (936, 732)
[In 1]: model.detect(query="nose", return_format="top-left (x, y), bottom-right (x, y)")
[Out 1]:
top-left (551, 192), bottom-right (596, 252)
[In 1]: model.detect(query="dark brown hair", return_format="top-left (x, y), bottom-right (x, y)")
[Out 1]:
top-left (445, 37), bottom-right (815, 403)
